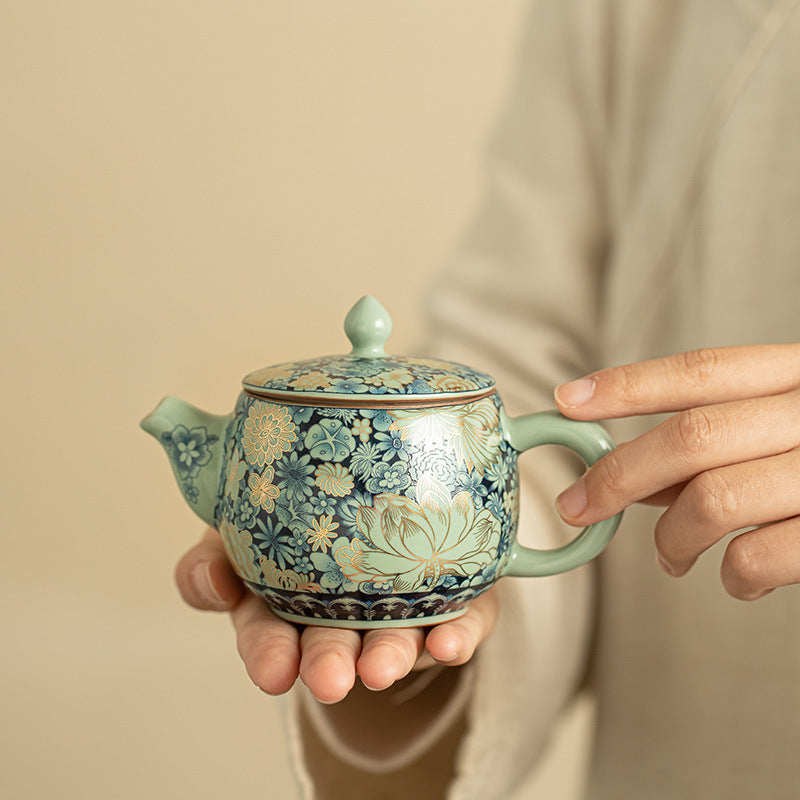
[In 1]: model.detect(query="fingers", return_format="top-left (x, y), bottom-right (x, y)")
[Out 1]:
top-left (174, 527), bottom-right (244, 611)
top-left (721, 518), bottom-right (800, 600)
top-left (553, 345), bottom-right (800, 600)
top-left (300, 591), bottom-right (500, 698)
top-left (555, 344), bottom-right (800, 420)
top-left (423, 588), bottom-right (499, 667)
top-left (351, 590), bottom-right (500, 693)
top-left (234, 602), bottom-right (493, 704)
top-left (181, 528), bottom-right (498, 701)
top-left (177, 528), bottom-right (303, 696)
top-left (556, 392), bottom-right (800, 527)
top-left (231, 594), bottom-right (301, 695)
top-left (357, 627), bottom-right (426, 691)
top-left (230, 601), bottom-right (365, 703)
top-left (654, 449), bottom-right (800, 576)
top-left (299, 626), bottom-right (362, 704)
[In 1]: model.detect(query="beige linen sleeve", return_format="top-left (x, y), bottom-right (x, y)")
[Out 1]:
top-left (285, 1), bottom-right (612, 797)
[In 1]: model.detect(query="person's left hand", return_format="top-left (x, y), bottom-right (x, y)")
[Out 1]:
top-left (553, 344), bottom-right (800, 600)
top-left (174, 527), bottom-right (498, 703)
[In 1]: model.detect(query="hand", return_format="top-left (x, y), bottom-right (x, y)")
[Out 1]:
top-left (175, 527), bottom-right (499, 703)
top-left (553, 345), bottom-right (800, 600)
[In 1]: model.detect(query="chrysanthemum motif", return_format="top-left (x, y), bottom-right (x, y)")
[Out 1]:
top-left (248, 466), bottom-right (280, 512)
top-left (306, 515), bottom-right (340, 552)
top-left (242, 402), bottom-right (296, 468)
top-left (314, 463), bottom-right (354, 497)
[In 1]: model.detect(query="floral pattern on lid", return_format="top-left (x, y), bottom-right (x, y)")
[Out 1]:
top-left (243, 296), bottom-right (494, 399)
top-left (243, 354), bottom-right (495, 398)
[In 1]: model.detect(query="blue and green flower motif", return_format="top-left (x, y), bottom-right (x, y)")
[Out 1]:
top-left (160, 424), bottom-right (219, 505)
top-left (161, 424), bottom-right (218, 479)
top-left (212, 392), bottom-right (518, 623)
top-left (275, 451), bottom-right (315, 503)
top-left (243, 354), bottom-right (494, 398)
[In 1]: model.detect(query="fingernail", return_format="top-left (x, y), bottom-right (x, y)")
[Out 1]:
top-left (362, 676), bottom-right (393, 692)
top-left (555, 378), bottom-right (595, 408)
top-left (656, 553), bottom-right (677, 577)
top-left (436, 651), bottom-right (459, 664)
top-left (556, 479), bottom-right (587, 519)
top-left (191, 561), bottom-right (225, 605)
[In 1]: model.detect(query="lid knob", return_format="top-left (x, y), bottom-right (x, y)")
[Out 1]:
top-left (345, 295), bottom-right (392, 358)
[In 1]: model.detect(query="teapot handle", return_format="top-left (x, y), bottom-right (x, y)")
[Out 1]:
top-left (501, 409), bottom-right (623, 577)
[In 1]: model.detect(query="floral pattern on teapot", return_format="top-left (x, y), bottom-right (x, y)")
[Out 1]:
top-left (243, 354), bottom-right (494, 397)
top-left (184, 392), bottom-right (520, 624)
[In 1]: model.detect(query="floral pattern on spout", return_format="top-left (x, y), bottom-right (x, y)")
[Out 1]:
top-left (160, 424), bottom-right (219, 505)
top-left (213, 391), bottom-right (519, 625)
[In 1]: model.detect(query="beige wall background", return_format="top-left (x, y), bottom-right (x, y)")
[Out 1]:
top-left (1, 2), bottom-right (591, 798)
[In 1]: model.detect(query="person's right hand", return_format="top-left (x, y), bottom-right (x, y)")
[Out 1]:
top-left (175, 527), bottom-right (499, 704)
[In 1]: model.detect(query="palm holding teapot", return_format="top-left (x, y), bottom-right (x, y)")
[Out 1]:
top-left (142, 297), bottom-right (622, 628)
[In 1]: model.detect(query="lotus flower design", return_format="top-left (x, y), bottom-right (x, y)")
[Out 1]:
top-left (335, 477), bottom-right (501, 593)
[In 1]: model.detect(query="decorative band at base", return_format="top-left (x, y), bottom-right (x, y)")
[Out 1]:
top-left (245, 582), bottom-right (492, 627)
top-left (271, 607), bottom-right (469, 629)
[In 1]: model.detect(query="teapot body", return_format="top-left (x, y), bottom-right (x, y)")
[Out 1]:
top-left (214, 390), bottom-right (519, 627)
top-left (143, 297), bottom-right (623, 629)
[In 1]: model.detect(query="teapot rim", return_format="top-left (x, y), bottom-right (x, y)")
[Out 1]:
top-left (241, 384), bottom-right (497, 409)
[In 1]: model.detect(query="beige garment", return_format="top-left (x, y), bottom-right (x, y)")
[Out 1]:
top-left (287, 1), bottom-right (800, 797)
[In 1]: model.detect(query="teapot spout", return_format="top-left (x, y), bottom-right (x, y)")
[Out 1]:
top-left (140, 396), bottom-right (231, 527)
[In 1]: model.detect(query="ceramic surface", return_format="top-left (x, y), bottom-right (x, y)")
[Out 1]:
top-left (243, 355), bottom-right (494, 399)
top-left (142, 296), bottom-right (623, 628)
top-left (211, 392), bottom-right (516, 625)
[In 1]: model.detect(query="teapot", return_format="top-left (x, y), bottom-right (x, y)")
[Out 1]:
top-left (142, 296), bottom-right (622, 628)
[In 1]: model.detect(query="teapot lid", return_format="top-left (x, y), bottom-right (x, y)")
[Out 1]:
top-left (242, 296), bottom-right (495, 406)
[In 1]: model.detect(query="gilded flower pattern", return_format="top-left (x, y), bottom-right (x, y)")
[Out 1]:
top-left (388, 398), bottom-right (501, 475)
top-left (306, 515), bottom-right (339, 552)
top-left (314, 462), bottom-right (354, 497)
top-left (243, 354), bottom-right (493, 397)
top-left (288, 370), bottom-right (331, 391)
top-left (364, 367), bottom-right (413, 390)
top-left (248, 466), bottom-right (280, 512)
top-left (212, 390), bottom-right (519, 624)
top-left (242, 402), bottom-right (296, 467)
top-left (260, 558), bottom-right (320, 592)
top-left (219, 521), bottom-right (261, 584)
top-left (335, 483), bottom-right (501, 592)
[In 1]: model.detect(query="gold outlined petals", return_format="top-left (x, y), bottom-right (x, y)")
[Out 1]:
top-left (242, 402), bottom-right (296, 467)
top-left (314, 463), bottom-right (355, 497)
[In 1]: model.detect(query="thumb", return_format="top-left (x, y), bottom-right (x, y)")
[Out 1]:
top-left (174, 527), bottom-right (244, 611)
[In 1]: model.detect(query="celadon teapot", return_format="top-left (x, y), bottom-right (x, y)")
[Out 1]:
top-left (142, 296), bottom-right (622, 628)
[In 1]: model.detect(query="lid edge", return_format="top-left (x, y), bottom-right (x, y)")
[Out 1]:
top-left (242, 385), bottom-right (497, 408)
